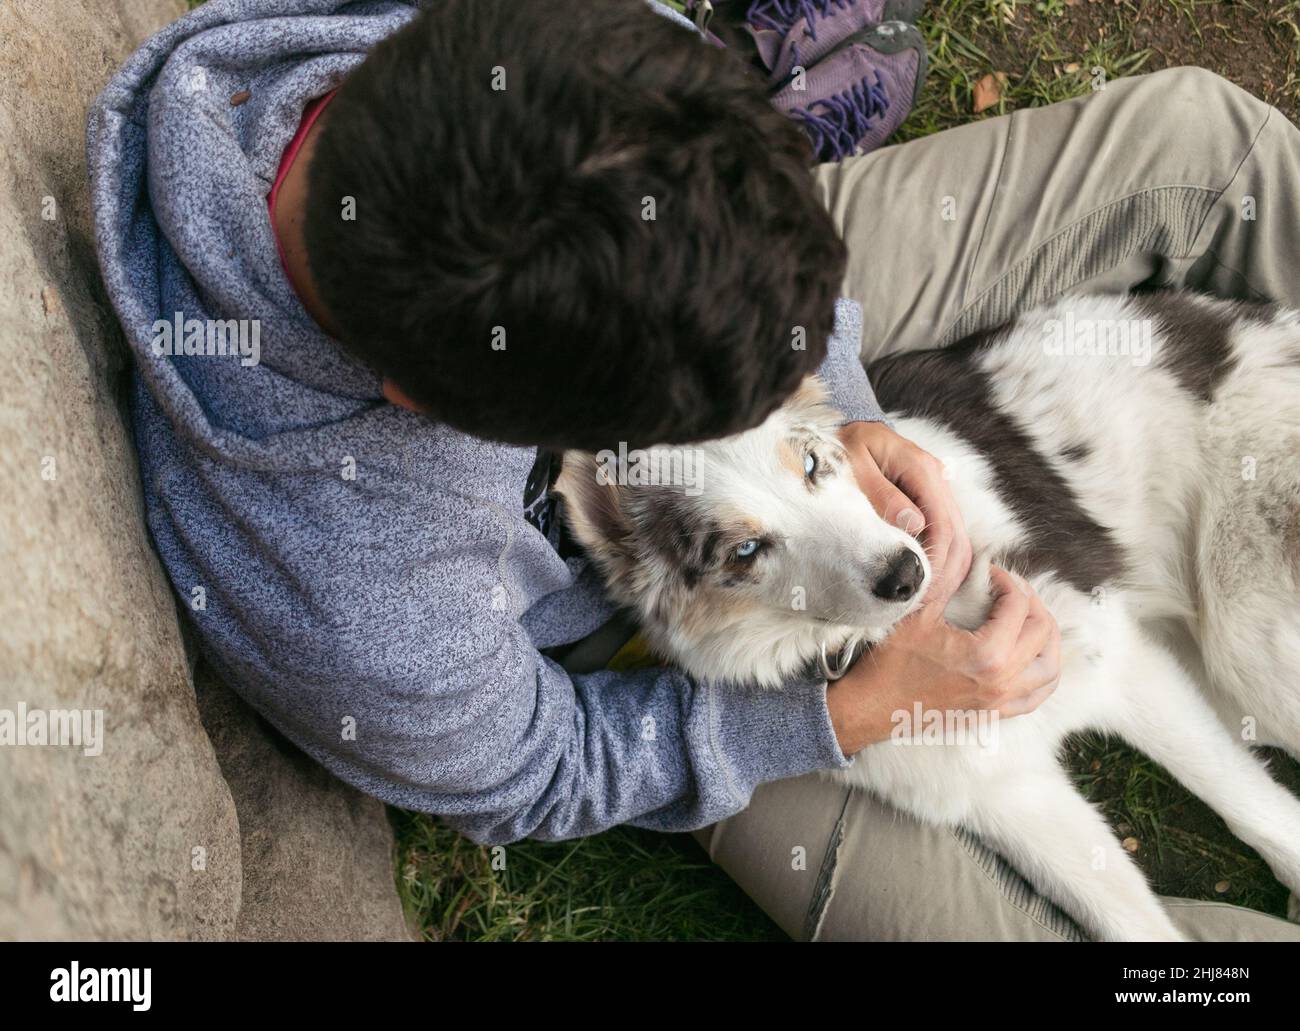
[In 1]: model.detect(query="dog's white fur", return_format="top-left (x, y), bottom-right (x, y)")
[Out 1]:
top-left (557, 292), bottom-right (1300, 941)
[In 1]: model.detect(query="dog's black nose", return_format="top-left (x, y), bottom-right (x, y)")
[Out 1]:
top-left (872, 550), bottom-right (924, 602)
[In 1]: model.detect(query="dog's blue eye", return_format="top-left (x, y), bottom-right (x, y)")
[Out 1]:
top-left (804, 452), bottom-right (818, 479)
top-left (735, 539), bottom-right (760, 559)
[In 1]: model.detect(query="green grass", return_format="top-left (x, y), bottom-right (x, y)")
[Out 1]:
top-left (394, 744), bottom-right (1298, 943)
top-left (393, 812), bottom-right (782, 940)
top-left (394, 0), bottom-right (1300, 941)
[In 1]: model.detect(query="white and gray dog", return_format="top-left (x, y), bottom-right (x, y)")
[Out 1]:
top-left (556, 291), bottom-right (1300, 942)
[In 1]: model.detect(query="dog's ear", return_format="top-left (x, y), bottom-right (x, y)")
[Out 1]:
top-left (787, 375), bottom-right (833, 417)
top-left (554, 450), bottom-right (634, 576)
top-left (782, 375), bottom-right (846, 439)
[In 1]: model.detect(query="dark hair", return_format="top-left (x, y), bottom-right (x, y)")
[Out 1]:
top-left (304, 0), bottom-right (847, 450)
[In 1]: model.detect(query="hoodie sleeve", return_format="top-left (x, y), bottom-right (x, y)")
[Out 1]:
top-left (412, 620), bottom-right (854, 845)
top-left (148, 428), bottom-right (852, 845)
top-left (207, 557), bottom-right (853, 846)
top-left (815, 297), bottom-right (888, 425)
top-left (310, 575), bottom-right (853, 844)
top-left (200, 577), bottom-right (853, 845)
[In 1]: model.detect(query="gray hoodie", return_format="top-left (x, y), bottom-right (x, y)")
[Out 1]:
top-left (88, 0), bottom-right (883, 843)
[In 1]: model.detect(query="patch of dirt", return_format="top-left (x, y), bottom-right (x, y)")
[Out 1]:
top-left (1003, 1), bottom-right (1298, 120)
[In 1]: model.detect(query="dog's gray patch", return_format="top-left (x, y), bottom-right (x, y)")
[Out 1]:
top-left (868, 326), bottom-right (1126, 594)
top-left (624, 489), bottom-right (731, 591)
top-left (1132, 291), bottom-right (1259, 402)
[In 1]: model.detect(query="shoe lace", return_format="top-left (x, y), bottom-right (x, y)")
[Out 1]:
top-left (790, 68), bottom-right (889, 161)
top-left (746, 0), bottom-right (854, 41)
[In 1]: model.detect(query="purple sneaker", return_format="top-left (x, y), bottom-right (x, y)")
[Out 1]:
top-left (771, 20), bottom-right (927, 162)
top-left (745, 0), bottom-right (927, 84)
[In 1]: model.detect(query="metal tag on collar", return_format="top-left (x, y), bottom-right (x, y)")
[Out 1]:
top-left (818, 637), bottom-right (860, 682)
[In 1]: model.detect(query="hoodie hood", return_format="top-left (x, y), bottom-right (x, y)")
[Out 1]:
top-left (88, 0), bottom-right (423, 474)
top-left (87, 0), bottom-right (698, 475)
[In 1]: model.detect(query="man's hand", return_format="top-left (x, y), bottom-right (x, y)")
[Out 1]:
top-left (827, 565), bottom-right (1062, 755)
top-left (838, 420), bottom-right (973, 609)
top-left (829, 420), bottom-right (1060, 756)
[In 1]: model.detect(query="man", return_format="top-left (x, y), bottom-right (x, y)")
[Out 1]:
top-left (90, 0), bottom-right (1300, 939)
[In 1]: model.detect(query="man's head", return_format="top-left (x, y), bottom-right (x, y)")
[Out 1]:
top-left (304, 0), bottom-right (847, 450)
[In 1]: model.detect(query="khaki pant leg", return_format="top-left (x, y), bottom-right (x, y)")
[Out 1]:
top-left (694, 775), bottom-right (1300, 941)
top-left (810, 66), bottom-right (1298, 364)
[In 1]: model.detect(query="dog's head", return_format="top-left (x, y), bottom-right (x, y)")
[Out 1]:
top-left (555, 377), bottom-right (930, 687)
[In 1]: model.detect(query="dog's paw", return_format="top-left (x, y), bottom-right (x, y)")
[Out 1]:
top-left (1288, 891), bottom-right (1300, 925)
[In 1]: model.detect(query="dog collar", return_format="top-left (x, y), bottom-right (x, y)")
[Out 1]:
top-left (818, 637), bottom-right (863, 682)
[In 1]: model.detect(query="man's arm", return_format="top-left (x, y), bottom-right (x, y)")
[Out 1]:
top-left (816, 297), bottom-right (888, 425)
top-left (203, 592), bottom-right (852, 845)
top-left (425, 636), bottom-right (853, 844)
top-left (155, 449), bottom-right (851, 845)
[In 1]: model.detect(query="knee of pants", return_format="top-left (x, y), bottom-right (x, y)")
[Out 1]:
top-left (1122, 65), bottom-right (1271, 145)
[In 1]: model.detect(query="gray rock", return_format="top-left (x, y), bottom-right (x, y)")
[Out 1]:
top-left (194, 664), bottom-right (412, 941)
top-left (0, 0), bottom-right (241, 941)
top-left (0, 0), bottom-right (411, 942)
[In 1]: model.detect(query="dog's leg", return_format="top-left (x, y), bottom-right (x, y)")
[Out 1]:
top-left (964, 766), bottom-right (1184, 942)
top-left (1112, 637), bottom-right (1300, 906)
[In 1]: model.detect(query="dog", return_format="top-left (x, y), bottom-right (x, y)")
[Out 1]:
top-left (556, 290), bottom-right (1300, 941)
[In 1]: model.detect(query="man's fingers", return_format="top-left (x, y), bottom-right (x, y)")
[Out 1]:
top-left (860, 462), bottom-right (925, 536)
top-left (918, 505), bottom-right (963, 614)
top-left (920, 504), bottom-right (953, 594)
top-left (896, 466), bottom-right (970, 607)
top-left (1002, 642), bottom-right (1063, 712)
top-left (969, 565), bottom-right (1031, 659)
top-left (998, 674), bottom-right (1060, 717)
top-left (1005, 591), bottom-right (1055, 675)
top-left (943, 507), bottom-right (973, 595)
top-left (1030, 613), bottom-right (1063, 686)
top-left (996, 588), bottom-right (1062, 715)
